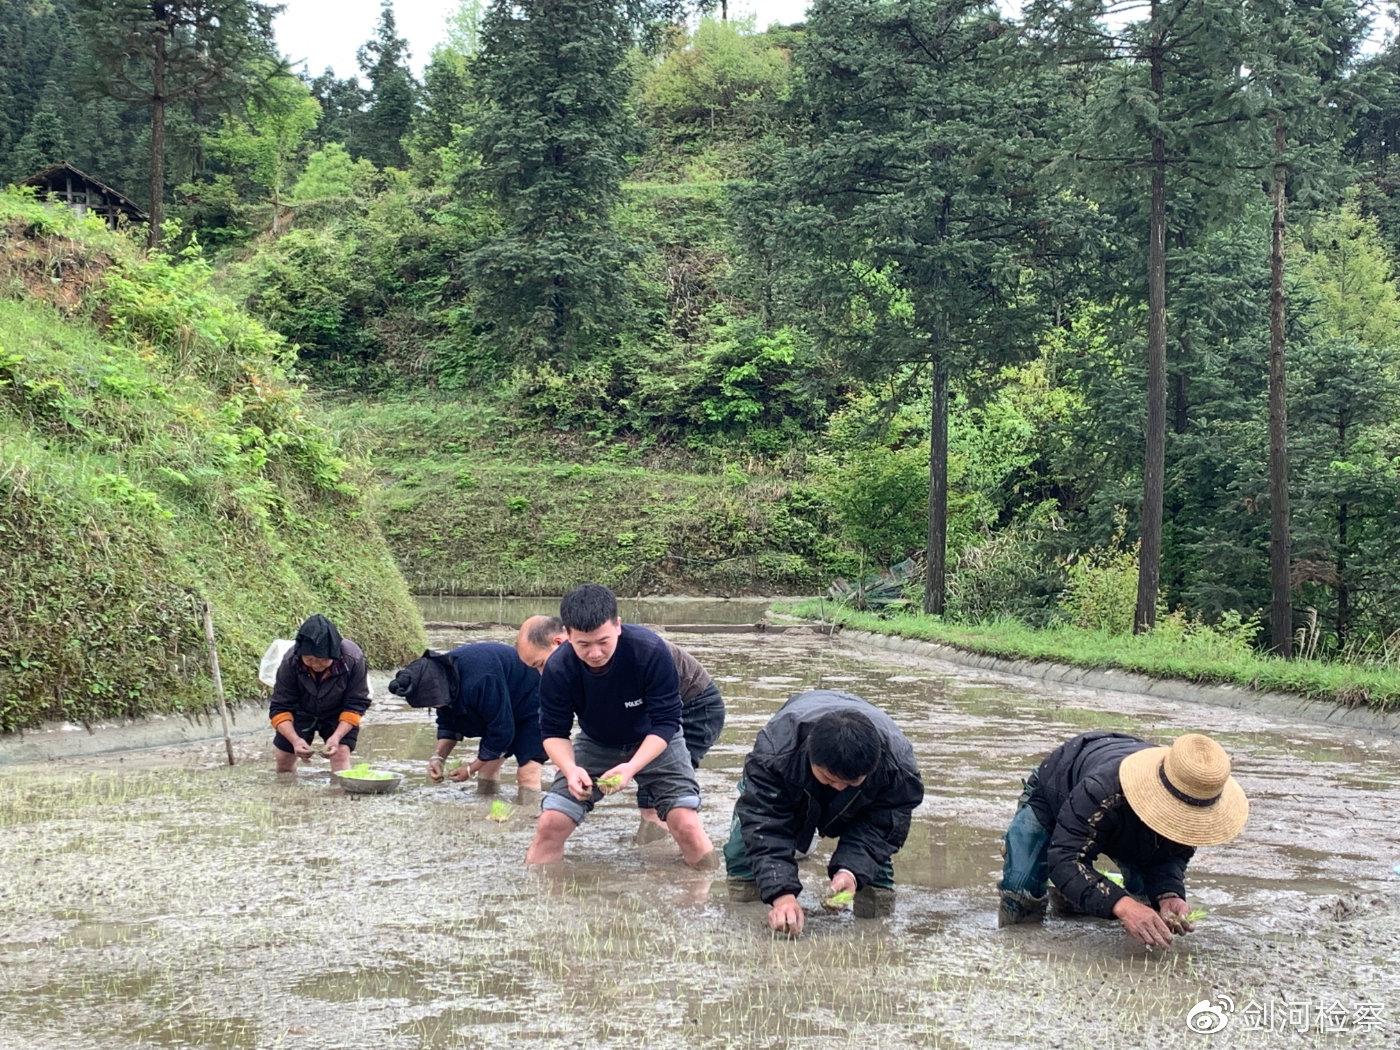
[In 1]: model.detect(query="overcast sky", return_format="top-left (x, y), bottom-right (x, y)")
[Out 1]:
top-left (277, 1), bottom-right (810, 79)
top-left (275, 0), bottom-right (1394, 81)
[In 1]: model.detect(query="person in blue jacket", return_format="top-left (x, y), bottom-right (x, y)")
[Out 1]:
top-left (388, 641), bottom-right (546, 791)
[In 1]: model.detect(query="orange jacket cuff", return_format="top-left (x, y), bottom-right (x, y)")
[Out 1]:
top-left (270, 711), bottom-right (294, 728)
top-left (338, 711), bottom-right (363, 727)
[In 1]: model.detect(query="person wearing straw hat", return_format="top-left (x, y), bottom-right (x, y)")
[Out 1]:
top-left (997, 731), bottom-right (1248, 948)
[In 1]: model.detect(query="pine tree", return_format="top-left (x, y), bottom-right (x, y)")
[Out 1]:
top-left (74, 0), bottom-right (286, 246)
top-left (1244, 0), bottom-right (1370, 655)
top-left (756, 0), bottom-right (1059, 613)
top-left (466, 0), bottom-right (635, 359)
top-left (308, 68), bottom-right (366, 150)
top-left (355, 0), bottom-right (419, 170)
top-left (9, 80), bottom-right (74, 178)
top-left (0, 0), bottom-right (69, 181)
top-left (1025, 0), bottom-right (1255, 631)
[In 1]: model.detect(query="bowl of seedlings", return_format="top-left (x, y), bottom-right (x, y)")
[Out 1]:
top-left (333, 762), bottom-right (403, 795)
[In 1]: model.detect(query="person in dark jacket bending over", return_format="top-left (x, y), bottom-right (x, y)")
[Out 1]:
top-left (269, 614), bottom-right (370, 774)
top-left (524, 585), bottom-right (715, 867)
top-left (998, 731), bottom-right (1249, 949)
top-left (516, 614), bottom-right (727, 842)
top-left (725, 690), bottom-right (925, 937)
top-left (387, 641), bottom-right (547, 792)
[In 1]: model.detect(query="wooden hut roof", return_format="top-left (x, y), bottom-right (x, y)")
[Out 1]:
top-left (21, 161), bottom-right (148, 222)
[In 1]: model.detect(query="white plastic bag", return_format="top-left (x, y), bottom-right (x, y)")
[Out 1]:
top-left (258, 639), bottom-right (294, 689)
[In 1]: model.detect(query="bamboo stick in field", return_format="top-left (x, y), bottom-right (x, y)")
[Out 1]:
top-left (202, 599), bottom-right (235, 766)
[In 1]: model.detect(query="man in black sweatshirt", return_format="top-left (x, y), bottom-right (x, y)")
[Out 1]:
top-left (998, 730), bottom-right (1249, 949)
top-left (524, 585), bottom-right (715, 867)
top-left (517, 613), bottom-right (727, 841)
top-left (387, 641), bottom-right (547, 792)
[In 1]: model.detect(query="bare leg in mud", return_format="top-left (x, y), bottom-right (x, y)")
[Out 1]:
top-left (516, 761), bottom-right (543, 792)
top-left (526, 810), bottom-right (577, 865)
top-left (665, 808), bottom-right (716, 868)
top-left (635, 806), bottom-right (670, 844)
top-left (471, 758), bottom-right (543, 794)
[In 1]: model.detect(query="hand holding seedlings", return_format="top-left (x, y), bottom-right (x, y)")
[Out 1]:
top-left (768, 894), bottom-right (805, 937)
top-left (1113, 896), bottom-right (1174, 949)
top-left (597, 767), bottom-right (630, 795)
top-left (1159, 897), bottom-right (1195, 934)
top-left (824, 869), bottom-right (858, 910)
top-left (291, 737), bottom-right (314, 761)
top-left (426, 755), bottom-right (446, 783)
top-left (449, 759), bottom-right (479, 783)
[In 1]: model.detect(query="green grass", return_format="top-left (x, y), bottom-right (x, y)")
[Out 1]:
top-left (0, 191), bottom-right (424, 731)
top-left (782, 601), bottom-right (1400, 710)
top-left (325, 397), bottom-right (834, 595)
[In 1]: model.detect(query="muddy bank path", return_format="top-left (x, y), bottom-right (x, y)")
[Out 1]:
top-left (1, 627), bottom-right (1397, 1049)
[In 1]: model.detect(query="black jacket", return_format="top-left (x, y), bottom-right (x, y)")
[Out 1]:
top-left (1030, 731), bottom-right (1195, 919)
top-left (435, 642), bottom-right (542, 762)
top-left (269, 638), bottom-right (371, 727)
top-left (734, 690), bottom-right (925, 905)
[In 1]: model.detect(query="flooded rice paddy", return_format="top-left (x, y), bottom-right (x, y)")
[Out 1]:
top-left (1, 625), bottom-right (1397, 1048)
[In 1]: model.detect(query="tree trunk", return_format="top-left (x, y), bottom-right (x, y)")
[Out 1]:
top-left (1171, 371), bottom-right (1188, 434)
top-left (1134, 12), bottom-right (1167, 635)
top-left (923, 355), bottom-right (949, 616)
top-left (1336, 500), bottom-right (1348, 650)
top-left (1267, 116), bottom-right (1293, 657)
top-left (147, 24), bottom-right (167, 249)
top-left (721, 0), bottom-right (728, 20)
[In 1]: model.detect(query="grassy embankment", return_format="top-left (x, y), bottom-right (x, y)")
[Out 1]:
top-left (784, 601), bottom-right (1400, 710)
top-left (0, 191), bottom-right (424, 732)
top-left (323, 396), bottom-right (832, 596)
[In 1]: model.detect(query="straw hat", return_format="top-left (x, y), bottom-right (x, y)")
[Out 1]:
top-left (1119, 734), bottom-right (1248, 847)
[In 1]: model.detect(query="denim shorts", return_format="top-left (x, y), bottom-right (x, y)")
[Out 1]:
top-left (543, 729), bottom-right (701, 823)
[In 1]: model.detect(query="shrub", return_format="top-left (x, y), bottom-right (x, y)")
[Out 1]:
top-left (946, 525), bottom-right (1067, 627)
top-left (1062, 534), bottom-right (1140, 635)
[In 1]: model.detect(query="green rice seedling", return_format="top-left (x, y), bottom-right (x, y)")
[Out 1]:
top-left (1185, 908), bottom-right (1208, 923)
top-left (597, 774), bottom-right (623, 794)
top-left (339, 763), bottom-right (394, 781)
top-left (488, 800), bottom-right (512, 822)
top-left (823, 890), bottom-right (854, 910)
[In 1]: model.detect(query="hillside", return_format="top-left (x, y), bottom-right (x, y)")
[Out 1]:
top-left (0, 191), bottom-right (425, 732)
top-left (323, 396), bottom-right (834, 596)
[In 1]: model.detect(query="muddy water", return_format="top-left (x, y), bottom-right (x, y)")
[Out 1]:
top-left (1, 627), bottom-right (1397, 1049)
top-left (414, 594), bottom-right (784, 626)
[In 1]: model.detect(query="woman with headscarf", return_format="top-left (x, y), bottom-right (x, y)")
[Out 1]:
top-left (268, 614), bottom-right (371, 772)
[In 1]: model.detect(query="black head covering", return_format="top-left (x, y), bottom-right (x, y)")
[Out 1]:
top-left (388, 651), bottom-right (454, 708)
top-left (295, 614), bottom-right (343, 660)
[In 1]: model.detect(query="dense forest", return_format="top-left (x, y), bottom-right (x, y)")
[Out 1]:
top-left (8, 0), bottom-right (1400, 670)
